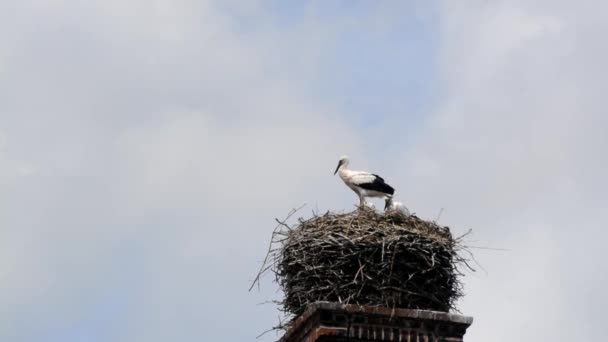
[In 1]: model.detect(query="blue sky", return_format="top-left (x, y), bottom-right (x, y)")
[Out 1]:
top-left (1, 1), bottom-right (608, 341)
top-left (272, 1), bottom-right (440, 127)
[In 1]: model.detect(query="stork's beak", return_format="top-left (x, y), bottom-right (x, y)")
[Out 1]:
top-left (333, 160), bottom-right (343, 175)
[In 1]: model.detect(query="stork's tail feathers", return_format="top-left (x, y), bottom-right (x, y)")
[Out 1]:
top-left (358, 175), bottom-right (395, 196)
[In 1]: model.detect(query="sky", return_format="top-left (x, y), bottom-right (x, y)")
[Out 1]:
top-left (1, 1), bottom-right (607, 341)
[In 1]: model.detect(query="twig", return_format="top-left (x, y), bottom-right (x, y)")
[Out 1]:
top-left (434, 208), bottom-right (444, 223)
top-left (248, 204), bottom-right (306, 292)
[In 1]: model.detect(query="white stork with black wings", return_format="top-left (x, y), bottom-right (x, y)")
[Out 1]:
top-left (334, 155), bottom-right (395, 207)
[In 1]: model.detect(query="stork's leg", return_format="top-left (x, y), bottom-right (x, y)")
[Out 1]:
top-left (359, 195), bottom-right (365, 208)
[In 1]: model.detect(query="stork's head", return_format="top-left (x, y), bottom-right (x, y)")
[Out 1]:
top-left (334, 155), bottom-right (350, 175)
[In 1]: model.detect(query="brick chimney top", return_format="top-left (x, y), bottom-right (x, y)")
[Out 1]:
top-left (280, 302), bottom-right (473, 342)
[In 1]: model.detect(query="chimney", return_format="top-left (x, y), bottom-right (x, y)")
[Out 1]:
top-left (280, 302), bottom-right (473, 342)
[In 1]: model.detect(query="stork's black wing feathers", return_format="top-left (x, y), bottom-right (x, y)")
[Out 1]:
top-left (372, 174), bottom-right (384, 182)
top-left (358, 175), bottom-right (395, 195)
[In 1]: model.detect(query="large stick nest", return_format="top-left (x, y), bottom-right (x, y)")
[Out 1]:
top-left (251, 206), bottom-right (473, 321)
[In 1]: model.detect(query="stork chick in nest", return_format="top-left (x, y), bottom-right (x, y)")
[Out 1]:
top-left (384, 197), bottom-right (411, 216)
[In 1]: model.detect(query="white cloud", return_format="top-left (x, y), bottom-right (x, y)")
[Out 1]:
top-left (1, 1), bottom-right (606, 341)
top-left (0, 1), bottom-right (365, 341)
top-left (389, 2), bottom-right (608, 341)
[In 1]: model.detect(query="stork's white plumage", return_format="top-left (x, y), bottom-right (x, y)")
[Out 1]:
top-left (334, 155), bottom-right (395, 207)
top-left (384, 197), bottom-right (411, 216)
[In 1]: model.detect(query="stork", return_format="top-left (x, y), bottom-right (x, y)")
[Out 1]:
top-left (384, 197), bottom-right (411, 216)
top-left (334, 155), bottom-right (395, 207)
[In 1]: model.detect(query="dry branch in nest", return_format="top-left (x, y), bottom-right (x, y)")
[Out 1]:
top-left (251, 206), bottom-right (474, 324)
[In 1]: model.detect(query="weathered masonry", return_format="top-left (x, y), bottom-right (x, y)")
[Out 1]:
top-left (280, 302), bottom-right (473, 342)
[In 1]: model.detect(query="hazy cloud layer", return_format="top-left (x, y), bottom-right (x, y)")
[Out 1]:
top-left (407, 2), bottom-right (608, 341)
top-left (1, 1), bottom-right (606, 341)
